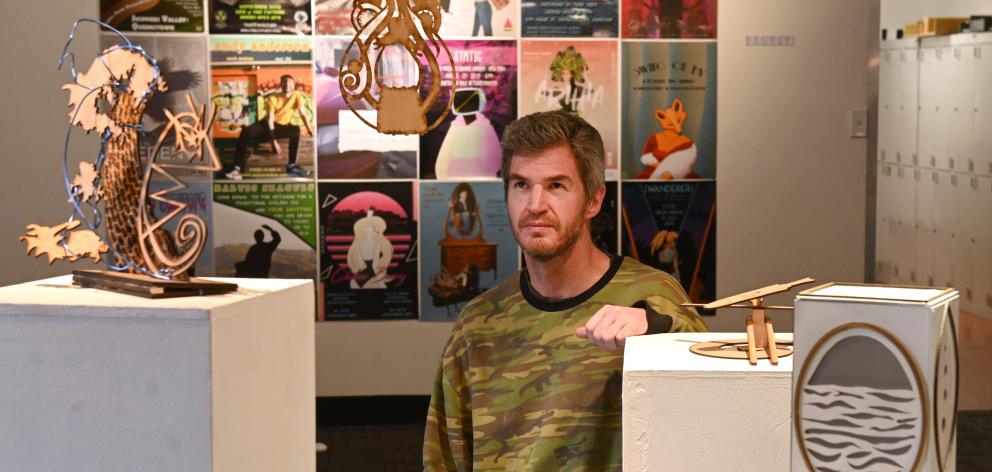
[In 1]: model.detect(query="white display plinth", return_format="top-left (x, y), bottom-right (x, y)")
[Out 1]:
top-left (623, 332), bottom-right (793, 471)
top-left (0, 275), bottom-right (315, 472)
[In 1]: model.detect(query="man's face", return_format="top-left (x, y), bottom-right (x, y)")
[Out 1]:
top-left (283, 78), bottom-right (295, 93)
top-left (507, 145), bottom-right (602, 261)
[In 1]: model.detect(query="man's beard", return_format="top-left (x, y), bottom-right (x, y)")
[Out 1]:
top-left (513, 212), bottom-right (586, 262)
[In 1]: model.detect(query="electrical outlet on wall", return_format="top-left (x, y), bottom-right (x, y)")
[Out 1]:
top-left (850, 108), bottom-right (867, 138)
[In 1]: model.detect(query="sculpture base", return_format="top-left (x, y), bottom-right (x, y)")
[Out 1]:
top-left (689, 338), bottom-right (794, 361)
top-left (72, 270), bottom-right (238, 299)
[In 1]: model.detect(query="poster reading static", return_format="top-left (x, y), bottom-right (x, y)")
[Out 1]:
top-left (519, 40), bottom-right (619, 178)
top-left (420, 181), bottom-right (518, 321)
top-left (621, 42), bottom-right (715, 180)
top-left (314, 37), bottom-right (418, 179)
top-left (211, 46), bottom-right (315, 180)
top-left (521, 0), bottom-right (618, 37)
top-left (319, 182), bottom-right (418, 320)
top-left (621, 181), bottom-right (715, 307)
top-left (101, 0), bottom-right (205, 32)
top-left (99, 35), bottom-right (208, 175)
top-left (212, 182), bottom-right (318, 280)
top-left (420, 40), bottom-right (517, 180)
top-left (148, 179), bottom-right (214, 276)
top-left (209, 0), bottom-right (313, 35)
top-left (621, 0), bottom-right (716, 38)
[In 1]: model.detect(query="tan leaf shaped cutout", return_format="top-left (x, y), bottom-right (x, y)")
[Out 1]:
top-left (63, 47), bottom-right (163, 136)
top-left (20, 220), bottom-right (108, 264)
top-left (71, 161), bottom-right (101, 202)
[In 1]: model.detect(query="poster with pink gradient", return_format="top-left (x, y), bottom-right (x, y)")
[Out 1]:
top-left (621, 0), bottom-right (716, 39)
top-left (519, 40), bottom-right (619, 179)
top-left (319, 181), bottom-right (418, 320)
top-left (419, 39), bottom-right (517, 180)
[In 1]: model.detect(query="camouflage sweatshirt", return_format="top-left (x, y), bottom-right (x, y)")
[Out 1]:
top-left (424, 255), bottom-right (708, 471)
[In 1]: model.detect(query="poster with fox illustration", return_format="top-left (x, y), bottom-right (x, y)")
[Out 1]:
top-left (621, 42), bottom-right (715, 180)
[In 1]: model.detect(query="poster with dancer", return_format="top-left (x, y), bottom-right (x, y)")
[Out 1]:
top-left (621, 41), bottom-right (715, 180)
top-left (419, 181), bottom-right (518, 321)
top-left (621, 0), bottom-right (716, 38)
top-left (519, 40), bottom-right (619, 179)
top-left (521, 0), bottom-right (618, 37)
top-left (101, 0), bottom-right (205, 32)
top-left (148, 179), bottom-right (214, 276)
top-left (209, 0), bottom-right (313, 35)
top-left (621, 181), bottom-right (715, 308)
top-left (319, 182), bottom-right (418, 320)
top-left (420, 40), bottom-right (517, 180)
top-left (99, 35), bottom-right (209, 177)
top-left (211, 38), bottom-right (314, 180)
top-left (314, 37), bottom-right (419, 179)
top-left (212, 181), bottom-right (318, 280)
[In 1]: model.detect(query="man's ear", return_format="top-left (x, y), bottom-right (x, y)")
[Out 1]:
top-left (585, 184), bottom-right (607, 219)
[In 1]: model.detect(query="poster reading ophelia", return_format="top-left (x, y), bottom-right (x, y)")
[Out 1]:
top-left (320, 182), bottom-right (418, 320)
top-left (621, 181), bottom-right (715, 308)
top-left (520, 40), bottom-right (618, 179)
top-left (622, 42), bottom-right (715, 180)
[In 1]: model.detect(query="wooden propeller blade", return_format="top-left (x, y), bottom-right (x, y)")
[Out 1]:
top-left (682, 303), bottom-right (795, 310)
top-left (702, 277), bottom-right (816, 310)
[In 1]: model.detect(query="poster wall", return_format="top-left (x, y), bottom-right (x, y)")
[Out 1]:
top-left (94, 2), bottom-right (718, 320)
top-left (419, 40), bottom-right (518, 180)
top-left (519, 40), bottom-right (619, 178)
top-left (319, 182), bottom-right (419, 320)
top-left (621, 41), bottom-right (716, 180)
top-left (419, 181), bottom-right (518, 321)
top-left (212, 181), bottom-right (318, 279)
top-left (621, 180), bottom-right (716, 305)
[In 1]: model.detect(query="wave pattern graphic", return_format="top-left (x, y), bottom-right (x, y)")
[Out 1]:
top-left (801, 385), bottom-right (921, 472)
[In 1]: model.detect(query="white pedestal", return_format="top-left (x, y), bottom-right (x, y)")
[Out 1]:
top-left (794, 284), bottom-right (959, 472)
top-left (0, 275), bottom-right (315, 472)
top-left (623, 332), bottom-right (793, 471)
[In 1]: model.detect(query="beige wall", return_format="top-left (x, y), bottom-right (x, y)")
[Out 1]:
top-left (1, 0), bottom-right (877, 396)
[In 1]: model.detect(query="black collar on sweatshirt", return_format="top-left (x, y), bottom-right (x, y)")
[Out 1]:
top-left (520, 252), bottom-right (624, 312)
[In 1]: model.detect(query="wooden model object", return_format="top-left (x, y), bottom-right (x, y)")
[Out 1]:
top-left (339, 0), bottom-right (456, 135)
top-left (19, 23), bottom-right (235, 298)
top-left (684, 278), bottom-right (815, 365)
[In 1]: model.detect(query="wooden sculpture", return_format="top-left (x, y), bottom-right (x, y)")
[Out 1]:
top-left (683, 278), bottom-right (816, 365)
top-left (20, 20), bottom-right (235, 298)
top-left (339, 0), bottom-right (456, 134)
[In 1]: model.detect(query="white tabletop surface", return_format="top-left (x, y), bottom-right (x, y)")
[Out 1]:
top-left (0, 275), bottom-right (311, 319)
top-left (623, 332), bottom-right (794, 373)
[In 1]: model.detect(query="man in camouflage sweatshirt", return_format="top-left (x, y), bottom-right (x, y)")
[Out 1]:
top-left (424, 110), bottom-right (708, 470)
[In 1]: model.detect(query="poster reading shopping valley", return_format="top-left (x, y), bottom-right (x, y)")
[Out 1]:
top-left (319, 182), bottom-right (418, 320)
top-left (213, 182), bottom-right (317, 280)
top-left (419, 181), bottom-right (518, 321)
top-left (520, 40), bottom-right (618, 179)
top-left (621, 181), bottom-right (715, 308)
top-left (621, 42), bottom-right (715, 180)
top-left (101, 0), bottom-right (205, 32)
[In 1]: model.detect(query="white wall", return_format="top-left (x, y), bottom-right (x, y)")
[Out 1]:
top-left (0, 1), bottom-right (102, 286)
top-left (713, 0), bottom-right (876, 332)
